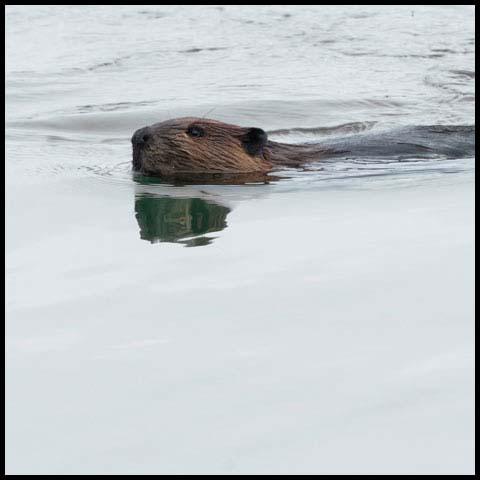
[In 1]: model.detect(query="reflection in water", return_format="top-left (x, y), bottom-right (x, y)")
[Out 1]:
top-left (134, 195), bottom-right (231, 247)
top-left (133, 171), bottom-right (281, 185)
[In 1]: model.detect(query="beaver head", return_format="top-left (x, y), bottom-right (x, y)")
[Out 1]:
top-left (131, 117), bottom-right (273, 177)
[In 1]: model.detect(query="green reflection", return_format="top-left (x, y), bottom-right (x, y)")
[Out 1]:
top-left (134, 195), bottom-right (230, 247)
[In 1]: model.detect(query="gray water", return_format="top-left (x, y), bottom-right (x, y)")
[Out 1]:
top-left (5, 5), bottom-right (475, 475)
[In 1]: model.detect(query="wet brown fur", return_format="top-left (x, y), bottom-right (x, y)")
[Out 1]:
top-left (132, 117), bottom-right (331, 179)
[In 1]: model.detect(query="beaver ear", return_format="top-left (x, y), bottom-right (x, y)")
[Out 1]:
top-left (242, 127), bottom-right (268, 156)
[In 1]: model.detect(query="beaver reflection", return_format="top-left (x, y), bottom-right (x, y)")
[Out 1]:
top-left (134, 195), bottom-right (230, 247)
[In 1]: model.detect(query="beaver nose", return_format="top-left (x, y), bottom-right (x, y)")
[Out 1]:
top-left (131, 127), bottom-right (152, 147)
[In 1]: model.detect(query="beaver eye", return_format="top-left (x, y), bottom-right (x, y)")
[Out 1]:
top-left (187, 126), bottom-right (204, 138)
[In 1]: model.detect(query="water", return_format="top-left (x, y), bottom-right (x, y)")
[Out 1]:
top-left (5, 5), bottom-right (475, 475)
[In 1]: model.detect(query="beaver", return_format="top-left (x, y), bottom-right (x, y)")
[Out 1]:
top-left (131, 117), bottom-right (475, 180)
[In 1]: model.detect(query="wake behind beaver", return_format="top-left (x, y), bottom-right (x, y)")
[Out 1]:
top-left (131, 118), bottom-right (475, 182)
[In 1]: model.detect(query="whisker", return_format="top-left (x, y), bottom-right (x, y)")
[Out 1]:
top-left (202, 106), bottom-right (216, 119)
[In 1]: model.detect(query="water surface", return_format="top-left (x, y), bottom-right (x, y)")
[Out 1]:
top-left (5, 5), bottom-right (475, 475)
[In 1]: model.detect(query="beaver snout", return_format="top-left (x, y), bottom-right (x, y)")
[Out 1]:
top-left (131, 126), bottom-right (152, 147)
top-left (131, 126), bottom-right (152, 171)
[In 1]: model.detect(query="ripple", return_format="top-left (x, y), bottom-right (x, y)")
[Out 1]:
top-left (450, 69), bottom-right (475, 79)
top-left (79, 161), bottom-right (134, 186)
top-left (74, 101), bottom-right (158, 114)
top-left (179, 47), bottom-right (229, 54)
top-left (137, 10), bottom-right (168, 19)
top-left (268, 121), bottom-right (376, 138)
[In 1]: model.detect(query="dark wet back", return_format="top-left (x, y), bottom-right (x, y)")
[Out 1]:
top-left (321, 125), bottom-right (475, 160)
